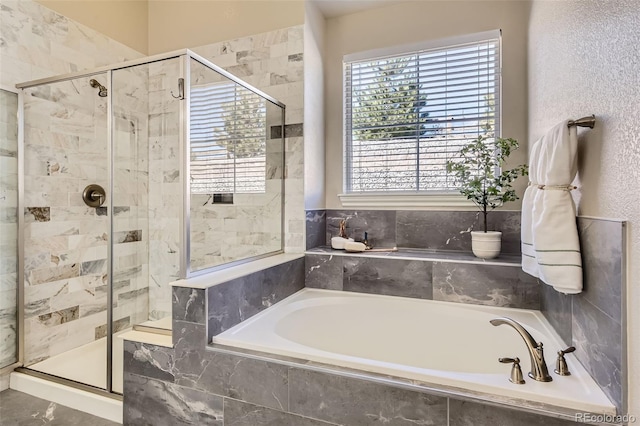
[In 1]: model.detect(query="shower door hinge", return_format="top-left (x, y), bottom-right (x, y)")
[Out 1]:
top-left (171, 78), bottom-right (185, 100)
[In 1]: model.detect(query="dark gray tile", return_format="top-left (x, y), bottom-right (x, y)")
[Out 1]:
top-left (397, 210), bottom-right (521, 253)
top-left (289, 368), bottom-right (448, 425)
top-left (25, 207), bottom-right (50, 222)
top-left (208, 280), bottom-right (243, 337)
top-left (343, 257), bottom-right (433, 299)
top-left (305, 254), bottom-right (343, 290)
top-left (487, 211), bottom-right (522, 254)
top-left (540, 284), bottom-right (572, 346)
top-left (173, 320), bottom-right (207, 350)
top-left (95, 316), bottom-right (130, 339)
top-left (224, 398), bottom-right (334, 426)
top-left (270, 123), bottom-right (304, 139)
top-left (124, 373), bottom-right (223, 426)
top-left (572, 296), bottom-right (623, 412)
top-left (288, 53), bottom-right (304, 62)
top-left (433, 263), bottom-right (539, 309)
top-left (207, 258), bottom-right (304, 339)
top-left (194, 351), bottom-right (289, 411)
top-left (0, 389), bottom-right (117, 426)
top-left (326, 210), bottom-right (396, 247)
top-left (577, 218), bottom-right (623, 322)
top-left (123, 341), bottom-right (176, 382)
top-left (397, 210), bottom-right (478, 251)
top-left (37, 305), bottom-right (79, 325)
top-left (113, 229), bottom-right (142, 244)
top-left (172, 287), bottom-right (206, 324)
top-left (306, 210), bottom-right (326, 250)
top-left (449, 399), bottom-right (579, 425)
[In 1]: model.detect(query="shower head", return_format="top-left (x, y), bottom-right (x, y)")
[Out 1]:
top-left (89, 79), bottom-right (108, 97)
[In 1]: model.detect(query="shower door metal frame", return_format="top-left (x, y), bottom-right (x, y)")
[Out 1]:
top-left (14, 49), bottom-right (287, 396)
top-left (0, 85), bottom-right (24, 377)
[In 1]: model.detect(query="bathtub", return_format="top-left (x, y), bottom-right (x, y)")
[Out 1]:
top-left (212, 288), bottom-right (615, 415)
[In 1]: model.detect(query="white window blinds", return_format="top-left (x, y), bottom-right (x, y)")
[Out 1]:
top-left (190, 82), bottom-right (267, 194)
top-left (344, 31), bottom-right (501, 193)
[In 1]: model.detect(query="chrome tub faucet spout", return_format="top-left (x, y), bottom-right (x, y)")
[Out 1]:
top-left (490, 317), bottom-right (553, 382)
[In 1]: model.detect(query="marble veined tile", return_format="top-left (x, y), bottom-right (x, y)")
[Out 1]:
top-left (289, 368), bottom-right (448, 425)
top-left (124, 373), bottom-right (223, 426)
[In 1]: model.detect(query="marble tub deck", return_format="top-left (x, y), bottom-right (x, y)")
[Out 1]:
top-left (0, 389), bottom-right (118, 426)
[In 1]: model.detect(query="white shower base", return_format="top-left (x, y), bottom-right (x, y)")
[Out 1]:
top-left (14, 318), bottom-right (172, 423)
top-left (28, 328), bottom-right (128, 393)
top-left (10, 372), bottom-right (123, 423)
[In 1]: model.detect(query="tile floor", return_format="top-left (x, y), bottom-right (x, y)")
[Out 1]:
top-left (0, 389), bottom-right (118, 425)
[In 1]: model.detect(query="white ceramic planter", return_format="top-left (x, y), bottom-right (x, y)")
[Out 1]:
top-left (471, 231), bottom-right (502, 259)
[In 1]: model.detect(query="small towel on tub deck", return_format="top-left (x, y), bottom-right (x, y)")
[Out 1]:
top-left (521, 120), bottom-right (582, 294)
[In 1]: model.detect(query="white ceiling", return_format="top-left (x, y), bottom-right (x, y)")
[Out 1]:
top-left (310, 0), bottom-right (408, 18)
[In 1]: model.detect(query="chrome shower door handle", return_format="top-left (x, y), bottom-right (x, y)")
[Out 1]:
top-left (83, 184), bottom-right (106, 207)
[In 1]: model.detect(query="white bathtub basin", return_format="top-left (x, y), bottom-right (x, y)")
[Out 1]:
top-left (212, 288), bottom-right (616, 415)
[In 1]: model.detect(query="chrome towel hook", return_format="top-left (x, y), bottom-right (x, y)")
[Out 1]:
top-left (171, 78), bottom-right (185, 100)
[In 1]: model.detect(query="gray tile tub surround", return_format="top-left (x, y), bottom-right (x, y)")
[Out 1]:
top-left (124, 339), bottom-right (589, 426)
top-left (540, 218), bottom-right (625, 414)
top-left (207, 257), bottom-right (305, 341)
top-left (305, 209), bottom-right (326, 250)
top-left (432, 262), bottom-right (540, 309)
top-left (325, 209), bottom-right (397, 247)
top-left (396, 210), bottom-right (522, 254)
top-left (317, 209), bottom-right (522, 252)
top-left (305, 253), bottom-right (538, 309)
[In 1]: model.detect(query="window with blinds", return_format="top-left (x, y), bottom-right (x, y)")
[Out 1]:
top-left (190, 82), bottom-right (267, 194)
top-left (344, 31), bottom-right (501, 193)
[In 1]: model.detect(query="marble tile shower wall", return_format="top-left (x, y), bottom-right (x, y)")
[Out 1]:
top-left (190, 192), bottom-right (283, 271)
top-left (0, 0), bottom-right (143, 88)
top-left (22, 72), bottom-right (151, 364)
top-left (0, 89), bottom-right (18, 368)
top-left (0, 0), bottom-right (144, 364)
top-left (190, 26), bottom-right (306, 255)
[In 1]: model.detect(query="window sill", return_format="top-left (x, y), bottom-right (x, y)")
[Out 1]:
top-left (337, 192), bottom-right (478, 209)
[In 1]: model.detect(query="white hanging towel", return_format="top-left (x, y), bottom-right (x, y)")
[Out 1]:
top-left (521, 120), bottom-right (582, 294)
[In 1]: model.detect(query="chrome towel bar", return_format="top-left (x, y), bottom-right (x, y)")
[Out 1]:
top-left (568, 115), bottom-right (596, 128)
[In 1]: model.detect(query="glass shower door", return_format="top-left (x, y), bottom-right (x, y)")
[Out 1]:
top-left (110, 57), bottom-right (182, 393)
top-left (22, 74), bottom-right (111, 390)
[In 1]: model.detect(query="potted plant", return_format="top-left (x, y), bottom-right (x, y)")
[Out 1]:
top-left (446, 135), bottom-right (528, 259)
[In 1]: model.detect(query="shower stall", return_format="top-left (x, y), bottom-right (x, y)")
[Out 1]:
top-left (10, 50), bottom-right (285, 395)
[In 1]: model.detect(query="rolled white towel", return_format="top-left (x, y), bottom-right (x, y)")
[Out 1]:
top-left (344, 241), bottom-right (367, 253)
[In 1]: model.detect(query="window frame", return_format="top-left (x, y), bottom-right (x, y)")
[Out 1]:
top-left (340, 29), bottom-right (502, 208)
